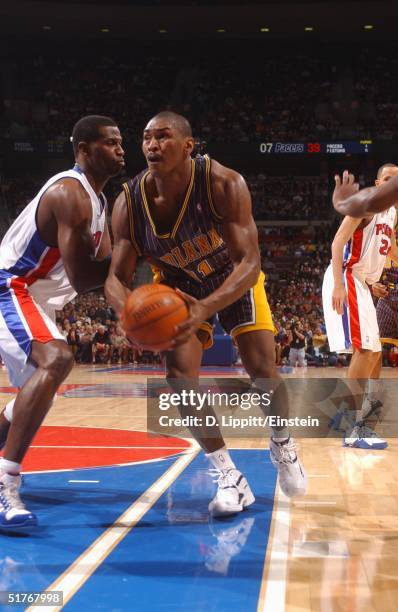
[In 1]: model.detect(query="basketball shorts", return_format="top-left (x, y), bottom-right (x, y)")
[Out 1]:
top-left (0, 277), bottom-right (65, 387)
top-left (161, 270), bottom-right (274, 349)
top-left (376, 293), bottom-right (398, 339)
top-left (322, 264), bottom-right (381, 353)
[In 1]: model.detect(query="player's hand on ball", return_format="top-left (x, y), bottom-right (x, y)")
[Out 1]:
top-left (332, 284), bottom-right (347, 315)
top-left (172, 289), bottom-right (209, 347)
top-left (371, 282), bottom-right (388, 298)
top-left (333, 170), bottom-right (359, 211)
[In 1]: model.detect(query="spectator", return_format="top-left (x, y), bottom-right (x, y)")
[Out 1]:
top-left (289, 320), bottom-right (307, 367)
top-left (92, 325), bottom-right (111, 364)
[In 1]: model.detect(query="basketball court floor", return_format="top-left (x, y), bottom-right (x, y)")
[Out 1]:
top-left (0, 363), bottom-right (397, 612)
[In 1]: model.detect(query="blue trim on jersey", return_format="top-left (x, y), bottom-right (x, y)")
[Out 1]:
top-left (343, 239), bottom-right (351, 267)
top-left (73, 164), bottom-right (84, 175)
top-left (3, 230), bottom-right (48, 278)
top-left (0, 285), bottom-right (31, 355)
top-left (342, 300), bottom-right (351, 349)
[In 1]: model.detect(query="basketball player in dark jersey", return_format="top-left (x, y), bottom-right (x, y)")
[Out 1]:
top-left (105, 111), bottom-right (306, 516)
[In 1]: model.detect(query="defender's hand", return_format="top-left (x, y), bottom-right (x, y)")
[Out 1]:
top-left (333, 171), bottom-right (359, 211)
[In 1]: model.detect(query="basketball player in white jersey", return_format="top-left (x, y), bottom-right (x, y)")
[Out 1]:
top-left (365, 164), bottom-right (398, 391)
top-left (0, 115), bottom-right (125, 528)
top-left (323, 165), bottom-right (398, 449)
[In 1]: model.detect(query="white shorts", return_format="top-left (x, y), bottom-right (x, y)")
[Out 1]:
top-left (0, 278), bottom-right (65, 387)
top-left (322, 264), bottom-right (381, 353)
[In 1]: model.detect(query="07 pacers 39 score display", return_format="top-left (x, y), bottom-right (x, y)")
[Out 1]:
top-left (259, 141), bottom-right (372, 154)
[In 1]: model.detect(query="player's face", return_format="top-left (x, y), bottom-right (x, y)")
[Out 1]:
top-left (375, 166), bottom-right (398, 186)
top-left (142, 121), bottom-right (193, 174)
top-left (88, 126), bottom-right (125, 177)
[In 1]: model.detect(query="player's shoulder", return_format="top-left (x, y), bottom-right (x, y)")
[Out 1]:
top-left (44, 177), bottom-right (90, 208)
top-left (208, 157), bottom-right (247, 191)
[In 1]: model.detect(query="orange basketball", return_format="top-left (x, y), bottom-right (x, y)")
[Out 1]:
top-left (121, 284), bottom-right (189, 351)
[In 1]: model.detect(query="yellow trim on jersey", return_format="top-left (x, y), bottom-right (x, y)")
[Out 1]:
top-left (232, 271), bottom-right (275, 339)
top-left (381, 337), bottom-right (398, 347)
top-left (123, 183), bottom-right (142, 256)
top-left (151, 265), bottom-right (165, 284)
top-left (204, 154), bottom-right (223, 221)
top-left (139, 160), bottom-right (195, 239)
top-left (198, 321), bottom-right (214, 350)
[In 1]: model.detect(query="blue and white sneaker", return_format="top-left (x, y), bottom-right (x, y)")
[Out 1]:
top-left (0, 473), bottom-right (37, 529)
top-left (344, 424), bottom-right (388, 450)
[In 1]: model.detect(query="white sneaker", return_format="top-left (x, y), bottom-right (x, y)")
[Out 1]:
top-left (270, 437), bottom-right (307, 497)
top-left (208, 469), bottom-right (255, 517)
top-left (0, 473), bottom-right (37, 529)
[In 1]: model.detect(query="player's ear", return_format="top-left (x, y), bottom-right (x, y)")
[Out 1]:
top-left (77, 141), bottom-right (89, 156)
top-left (185, 137), bottom-right (195, 157)
top-left (375, 179), bottom-right (380, 187)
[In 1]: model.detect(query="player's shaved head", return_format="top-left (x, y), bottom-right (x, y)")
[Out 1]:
top-left (146, 111), bottom-right (193, 138)
top-left (377, 163), bottom-right (398, 179)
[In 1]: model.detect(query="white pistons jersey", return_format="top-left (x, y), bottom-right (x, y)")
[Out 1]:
top-left (0, 166), bottom-right (106, 386)
top-left (322, 206), bottom-right (396, 353)
top-left (343, 207), bottom-right (397, 284)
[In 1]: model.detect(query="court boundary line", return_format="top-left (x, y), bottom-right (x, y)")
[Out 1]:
top-left (27, 446), bottom-right (200, 612)
top-left (257, 484), bottom-right (290, 612)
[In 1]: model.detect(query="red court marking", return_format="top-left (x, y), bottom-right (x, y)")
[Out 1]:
top-left (0, 384), bottom-right (84, 395)
top-left (0, 426), bottom-right (191, 473)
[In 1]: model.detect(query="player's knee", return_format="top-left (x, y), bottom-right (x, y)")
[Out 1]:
top-left (43, 344), bottom-right (74, 378)
top-left (166, 366), bottom-right (194, 380)
top-left (249, 353), bottom-right (277, 379)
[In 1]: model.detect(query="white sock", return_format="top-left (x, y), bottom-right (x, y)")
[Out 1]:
top-left (206, 446), bottom-right (236, 471)
top-left (272, 427), bottom-right (290, 442)
top-left (3, 399), bottom-right (15, 422)
top-left (366, 379), bottom-right (382, 402)
top-left (0, 457), bottom-right (21, 476)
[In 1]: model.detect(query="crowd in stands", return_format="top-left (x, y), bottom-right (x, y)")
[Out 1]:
top-left (247, 174), bottom-right (330, 220)
top-left (1, 46), bottom-right (398, 144)
top-left (1, 53), bottom-right (177, 143)
top-left (55, 293), bottom-right (163, 366)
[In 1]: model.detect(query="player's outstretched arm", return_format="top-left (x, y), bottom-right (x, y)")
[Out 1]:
top-left (104, 191), bottom-right (138, 318)
top-left (331, 215), bottom-right (363, 314)
top-left (333, 170), bottom-right (398, 217)
top-left (48, 179), bottom-right (111, 293)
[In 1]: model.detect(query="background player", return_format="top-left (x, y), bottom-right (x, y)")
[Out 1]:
top-left (323, 164), bottom-right (398, 448)
top-left (105, 111), bottom-right (306, 517)
top-left (370, 165), bottom-right (398, 363)
top-left (0, 115), bottom-right (125, 528)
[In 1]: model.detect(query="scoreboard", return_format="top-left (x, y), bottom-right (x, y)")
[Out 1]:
top-left (259, 141), bottom-right (372, 155)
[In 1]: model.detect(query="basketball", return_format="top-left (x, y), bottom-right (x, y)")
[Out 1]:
top-left (121, 284), bottom-right (189, 351)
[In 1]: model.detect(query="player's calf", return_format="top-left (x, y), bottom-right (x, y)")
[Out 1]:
top-left (0, 400), bottom-right (14, 451)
